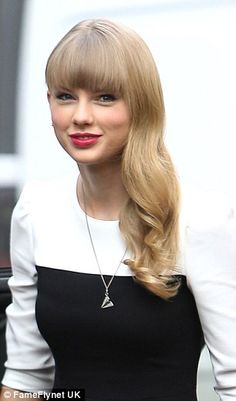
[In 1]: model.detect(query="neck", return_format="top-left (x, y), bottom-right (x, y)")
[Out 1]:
top-left (77, 163), bottom-right (128, 221)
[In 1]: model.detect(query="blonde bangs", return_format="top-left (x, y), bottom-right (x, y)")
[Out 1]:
top-left (46, 30), bottom-right (126, 96)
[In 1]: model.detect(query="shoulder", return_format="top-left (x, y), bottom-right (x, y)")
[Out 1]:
top-left (179, 184), bottom-right (236, 280)
top-left (180, 185), bottom-right (234, 232)
top-left (11, 175), bottom-right (78, 233)
top-left (14, 174), bottom-right (78, 213)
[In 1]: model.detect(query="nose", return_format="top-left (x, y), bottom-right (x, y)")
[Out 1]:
top-left (72, 100), bottom-right (93, 126)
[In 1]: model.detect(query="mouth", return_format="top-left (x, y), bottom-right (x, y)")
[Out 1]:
top-left (70, 133), bottom-right (101, 138)
top-left (69, 133), bottom-right (102, 148)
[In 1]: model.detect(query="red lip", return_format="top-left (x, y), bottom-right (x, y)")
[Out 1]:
top-left (69, 133), bottom-right (102, 148)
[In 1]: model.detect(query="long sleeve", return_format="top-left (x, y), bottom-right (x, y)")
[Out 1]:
top-left (2, 183), bottom-right (55, 391)
top-left (184, 190), bottom-right (236, 400)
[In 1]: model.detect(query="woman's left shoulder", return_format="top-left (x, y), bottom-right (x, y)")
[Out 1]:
top-left (180, 184), bottom-right (235, 232)
top-left (179, 184), bottom-right (236, 279)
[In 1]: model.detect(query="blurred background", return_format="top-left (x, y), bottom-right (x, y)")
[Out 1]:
top-left (1, 0), bottom-right (236, 398)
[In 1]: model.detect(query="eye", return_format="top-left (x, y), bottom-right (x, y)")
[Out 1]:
top-left (97, 94), bottom-right (117, 103)
top-left (55, 92), bottom-right (74, 101)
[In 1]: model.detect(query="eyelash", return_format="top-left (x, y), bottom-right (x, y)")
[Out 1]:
top-left (97, 94), bottom-right (116, 103)
top-left (55, 93), bottom-right (74, 101)
top-left (54, 92), bottom-right (117, 103)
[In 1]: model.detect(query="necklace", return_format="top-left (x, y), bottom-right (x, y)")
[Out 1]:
top-left (82, 184), bottom-right (127, 309)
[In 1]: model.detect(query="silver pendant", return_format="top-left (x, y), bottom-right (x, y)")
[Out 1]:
top-left (101, 292), bottom-right (114, 308)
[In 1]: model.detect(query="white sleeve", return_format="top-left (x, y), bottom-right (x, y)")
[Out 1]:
top-left (2, 183), bottom-right (55, 392)
top-left (184, 191), bottom-right (236, 400)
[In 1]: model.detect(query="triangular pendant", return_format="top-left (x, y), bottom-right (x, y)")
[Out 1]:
top-left (101, 294), bottom-right (114, 308)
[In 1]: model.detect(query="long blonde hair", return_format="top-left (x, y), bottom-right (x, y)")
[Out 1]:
top-left (45, 19), bottom-right (180, 299)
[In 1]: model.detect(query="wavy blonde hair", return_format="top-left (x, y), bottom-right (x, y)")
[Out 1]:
top-left (45, 19), bottom-right (180, 299)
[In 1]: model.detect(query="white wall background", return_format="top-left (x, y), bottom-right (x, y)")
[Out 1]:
top-left (10, 1), bottom-right (236, 399)
top-left (16, 0), bottom-right (236, 201)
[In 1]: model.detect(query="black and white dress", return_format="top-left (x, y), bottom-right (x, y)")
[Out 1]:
top-left (2, 176), bottom-right (236, 401)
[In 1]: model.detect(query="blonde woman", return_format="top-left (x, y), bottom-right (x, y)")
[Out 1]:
top-left (1, 19), bottom-right (236, 401)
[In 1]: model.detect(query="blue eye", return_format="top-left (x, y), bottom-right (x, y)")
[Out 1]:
top-left (98, 94), bottom-right (116, 103)
top-left (56, 93), bottom-right (74, 101)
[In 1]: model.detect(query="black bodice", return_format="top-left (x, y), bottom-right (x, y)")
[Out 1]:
top-left (36, 266), bottom-right (204, 401)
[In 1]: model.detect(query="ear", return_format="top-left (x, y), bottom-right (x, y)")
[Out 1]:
top-left (47, 90), bottom-right (52, 103)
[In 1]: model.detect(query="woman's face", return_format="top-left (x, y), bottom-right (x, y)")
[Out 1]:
top-left (48, 87), bottom-right (130, 166)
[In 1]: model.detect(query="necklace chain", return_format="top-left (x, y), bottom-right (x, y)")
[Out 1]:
top-left (81, 182), bottom-right (127, 308)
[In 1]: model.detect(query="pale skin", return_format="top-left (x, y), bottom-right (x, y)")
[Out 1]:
top-left (0, 88), bottom-right (131, 398)
top-left (48, 87), bottom-right (131, 219)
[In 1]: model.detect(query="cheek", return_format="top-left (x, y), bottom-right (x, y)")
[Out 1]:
top-left (50, 107), bottom-right (70, 129)
top-left (104, 110), bottom-right (130, 133)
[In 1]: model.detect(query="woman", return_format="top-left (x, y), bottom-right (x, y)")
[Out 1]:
top-left (1, 19), bottom-right (236, 401)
